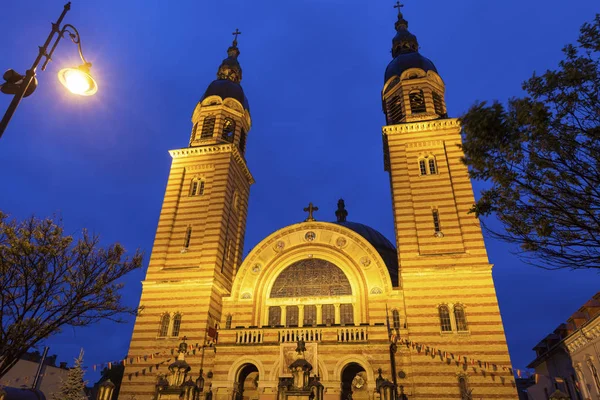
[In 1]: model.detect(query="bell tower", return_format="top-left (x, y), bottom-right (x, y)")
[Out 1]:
top-left (382, 4), bottom-right (517, 398)
top-left (120, 32), bottom-right (253, 400)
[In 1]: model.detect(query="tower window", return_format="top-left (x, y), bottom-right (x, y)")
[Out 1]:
top-left (286, 305), bottom-right (299, 327)
top-left (190, 178), bottom-right (205, 196)
top-left (432, 210), bottom-right (441, 233)
top-left (158, 314), bottom-right (170, 337)
top-left (304, 305), bottom-right (317, 326)
top-left (384, 77), bottom-right (400, 94)
top-left (458, 376), bottom-right (469, 398)
top-left (184, 227), bottom-right (192, 248)
top-left (386, 95), bottom-right (404, 124)
top-left (239, 129), bottom-right (247, 154)
top-left (392, 309), bottom-right (400, 330)
top-left (222, 117), bottom-right (236, 143)
top-left (433, 92), bottom-right (445, 116)
top-left (201, 116), bottom-right (216, 139)
top-left (409, 90), bottom-right (426, 113)
top-left (340, 304), bottom-right (354, 326)
top-left (226, 314), bottom-right (232, 329)
top-left (428, 158), bottom-right (437, 174)
top-left (454, 305), bottom-right (468, 331)
top-left (268, 306), bottom-right (281, 327)
top-left (419, 160), bottom-right (427, 175)
top-left (438, 305), bottom-right (452, 332)
top-left (191, 122), bottom-right (198, 141)
top-left (172, 313), bottom-right (182, 337)
top-left (322, 304), bottom-right (335, 325)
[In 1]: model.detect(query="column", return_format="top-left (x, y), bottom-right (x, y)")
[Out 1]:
top-left (334, 303), bottom-right (341, 325)
top-left (316, 304), bottom-right (323, 325)
top-left (298, 305), bottom-right (304, 328)
top-left (281, 306), bottom-right (287, 327)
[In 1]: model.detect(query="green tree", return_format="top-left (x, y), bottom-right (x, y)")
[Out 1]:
top-left (0, 212), bottom-right (142, 379)
top-left (460, 15), bottom-right (600, 270)
top-left (53, 350), bottom-right (87, 400)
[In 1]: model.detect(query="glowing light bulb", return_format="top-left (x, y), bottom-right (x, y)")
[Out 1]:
top-left (57, 64), bottom-right (98, 96)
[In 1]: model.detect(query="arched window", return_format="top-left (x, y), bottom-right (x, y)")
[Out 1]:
top-left (419, 160), bottom-right (427, 175)
top-left (190, 178), bottom-right (205, 196)
top-left (226, 314), bottom-right (232, 329)
top-left (433, 92), bottom-right (445, 116)
top-left (304, 305), bottom-right (317, 326)
top-left (454, 305), bottom-right (468, 331)
top-left (409, 90), bottom-right (426, 113)
top-left (239, 129), bottom-right (247, 154)
top-left (158, 314), bottom-right (170, 337)
top-left (458, 376), bottom-right (469, 399)
top-left (418, 156), bottom-right (437, 176)
top-left (439, 305), bottom-right (452, 332)
top-left (340, 304), bottom-right (354, 326)
top-left (386, 95), bottom-right (404, 124)
top-left (270, 258), bottom-right (352, 298)
top-left (432, 210), bottom-right (441, 233)
top-left (287, 306), bottom-right (299, 327)
top-left (268, 306), bottom-right (281, 327)
top-left (172, 313), bottom-right (182, 337)
top-left (384, 77), bottom-right (400, 94)
top-left (222, 117), bottom-right (236, 143)
top-left (184, 227), bottom-right (192, 248)
top-left (392, 310), bottom-right (400, 330)
top-left (428, 158), bottom-right (437, 174)
top-left (200, 116), bottom-right (216, 139)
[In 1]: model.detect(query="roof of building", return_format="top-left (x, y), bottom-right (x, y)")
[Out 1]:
top-left (201, 79), bottom-right (249, 110)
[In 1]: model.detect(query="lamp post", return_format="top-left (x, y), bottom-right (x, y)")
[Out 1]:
top-left (0, 2), bottom-right (97, 140)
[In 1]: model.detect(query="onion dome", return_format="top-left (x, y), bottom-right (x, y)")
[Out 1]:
top-left (201, 30), bottom-right (250, 110)
top-left (385, 4), bottom-right (437, 82)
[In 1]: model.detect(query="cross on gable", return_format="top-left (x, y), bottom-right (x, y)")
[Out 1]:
top-left (303, 202), bottom-right (319, 222)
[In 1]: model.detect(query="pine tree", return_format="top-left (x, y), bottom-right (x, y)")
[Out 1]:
top-left (53, 350), bottom-right (88, 400)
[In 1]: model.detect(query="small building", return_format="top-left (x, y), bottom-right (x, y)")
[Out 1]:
top-left (0, 352), bottom-right (69, 400)
top-left (526, 291), bottom-right (600, 399)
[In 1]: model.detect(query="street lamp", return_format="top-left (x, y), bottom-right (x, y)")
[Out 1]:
top-left (0, 2), bottom-right (97, 140)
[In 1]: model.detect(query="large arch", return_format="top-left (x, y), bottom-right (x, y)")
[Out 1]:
top-left (333, 355), bottom-right (375, 385)
top-left (227, 356), bottom-right (267, 383)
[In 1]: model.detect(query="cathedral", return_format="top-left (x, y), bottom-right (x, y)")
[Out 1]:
top-left (120, 5), bottom-right (518, 400)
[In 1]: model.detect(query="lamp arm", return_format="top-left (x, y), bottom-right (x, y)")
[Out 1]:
top-left (41, 23), bottom-right (90, 71)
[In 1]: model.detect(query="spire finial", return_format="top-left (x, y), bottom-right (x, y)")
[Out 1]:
top-left (394, 1), bottom-right (404, 15)
top-left (232, 28), bottom-right (242, 46)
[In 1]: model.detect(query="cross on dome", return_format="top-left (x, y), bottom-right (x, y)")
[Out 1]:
top-left (303, 202), bottom-right (319, 222)
top-left (232, 28), bottom-right (242, 45)
top-left (394, 1), bottom-right (404, 14)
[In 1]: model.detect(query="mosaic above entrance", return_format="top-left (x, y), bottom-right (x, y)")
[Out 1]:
top-left (270, 258), bottom-right (352, 298)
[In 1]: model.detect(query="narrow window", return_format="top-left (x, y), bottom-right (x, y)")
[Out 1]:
top-left (432, 210), bottom-right (441, 233)
top-left (184, 227), bottom-right (192, 248)
top-left (409, 90), bottom-right (426, 113)
top-left (304, 305), bottom-right (317, 326)
top-left (454, 305), bottom-right (468, 331)
top-left (226, 314), bottom-right (232, 329)
top-left (268, 306), bottom-right (281, 327)
top-left (386, 95), bottom-right (404, 124)
top-left (419, 160), bottom-right (427, 175)
top-left (322, 304), bottom-right (335, 325)
top-left (200, 116), bottom-right (216, 139)
top-left (239, 129), bottom-right (247, 154)
top-left (190, 179), bottom-right (205, 196)
top-left (392, 310), bottom-right (400, 330)
top-left (158, 314), bottom-right (170, 337)
top-left (439, 305), bottom-right (452, 332)
top-left (222, 117), bottom-right (236, 143)
top-left (340, 304), bottom-right (354, 326)
top-left (428, 158), bottom-right (437, 174)
top-left (433, 92), bottom-right (445, 116)
top-left (286, 306), bottom-right (299, 327)
top-left (458, 376), bottom-right (468, 399)
top-left (172, 313), bottom-right (182, 337)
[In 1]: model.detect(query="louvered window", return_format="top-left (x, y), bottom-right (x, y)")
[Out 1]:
top-left (439, 305), bottom-right (452, 332)
top-left (409, 90), bottom-right (426, 113)
top-left (454, 305), bottom-right (468, 331)
top-left (222, 118), bottom-right (235, 143)
top-left (201, 116), bottom-right (216, 139)
top-left (386, 95), bottom-right (404, 124)
top-left (433, 92), bottom-right (445, 116)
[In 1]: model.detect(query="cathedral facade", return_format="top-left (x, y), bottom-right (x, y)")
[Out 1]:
top-left (119, 8), bottom-right (518, 400)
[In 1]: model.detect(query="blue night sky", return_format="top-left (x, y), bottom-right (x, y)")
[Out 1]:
top-left (0, 0), bottom-right (598, 383)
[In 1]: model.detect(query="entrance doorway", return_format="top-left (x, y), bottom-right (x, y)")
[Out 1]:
top-left (234, 363), bottom-right (259, 400)
top-left (340, 363), bottom-right (366, 400)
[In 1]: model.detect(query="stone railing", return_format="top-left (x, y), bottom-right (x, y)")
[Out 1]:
top-left (278, 328), bottom-right (322, 343)
top-left (236, 329), bottom-right (264, 344)
top-left (337, 327), bottom-right (368, 342)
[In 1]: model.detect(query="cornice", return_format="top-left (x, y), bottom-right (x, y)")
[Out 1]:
top-left (169, 144), bottom-right (254, 185)
top-left (383, 118), bottom-right (461, 135)
top-left (564, 314), bottom-right (600, 354)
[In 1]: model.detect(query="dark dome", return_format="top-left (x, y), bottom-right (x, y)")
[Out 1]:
top-left (385, 52), bottom-right (437, 82)
top-left (201, 79), bottom-right (250, 111)
top-left (333, 221), bottom-right (398, 287)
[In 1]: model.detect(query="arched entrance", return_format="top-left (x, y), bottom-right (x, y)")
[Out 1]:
top-left (340, 363), bottom-right (367, 400)
top-left (233, 363), bottom-right (259, 400)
